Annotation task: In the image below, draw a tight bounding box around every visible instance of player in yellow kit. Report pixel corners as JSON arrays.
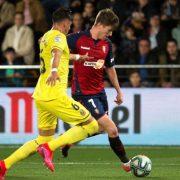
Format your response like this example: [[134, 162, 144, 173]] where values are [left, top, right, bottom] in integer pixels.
[[0, 7, 99, 178]]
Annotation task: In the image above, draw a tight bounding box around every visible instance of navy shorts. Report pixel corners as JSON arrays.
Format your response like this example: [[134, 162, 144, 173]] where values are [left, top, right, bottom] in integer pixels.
[[72, 90, 109, 120]]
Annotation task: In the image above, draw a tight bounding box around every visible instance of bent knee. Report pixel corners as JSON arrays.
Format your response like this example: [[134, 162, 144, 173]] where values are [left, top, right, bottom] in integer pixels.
[[39, 128, 55, 136], [106, 127, 119, 137], [83, 119, 99, 136]]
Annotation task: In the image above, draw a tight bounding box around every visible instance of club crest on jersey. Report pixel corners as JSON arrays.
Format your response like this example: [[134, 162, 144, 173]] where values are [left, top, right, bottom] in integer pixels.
[[80, 109, 86, 116], [102, 46, 106, 53], [54, 36, 61, 42]]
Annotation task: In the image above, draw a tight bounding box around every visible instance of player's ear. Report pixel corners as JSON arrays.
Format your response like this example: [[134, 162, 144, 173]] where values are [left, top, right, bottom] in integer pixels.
[[61, 21, 66, 30]]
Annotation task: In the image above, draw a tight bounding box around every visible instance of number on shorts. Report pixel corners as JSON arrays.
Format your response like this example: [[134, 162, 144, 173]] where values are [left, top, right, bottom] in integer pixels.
[[88, 99, 97, 108], [72, 103, 80, 110]]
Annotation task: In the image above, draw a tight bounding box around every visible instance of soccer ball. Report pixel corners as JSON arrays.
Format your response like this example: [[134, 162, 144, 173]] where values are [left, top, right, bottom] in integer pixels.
[[130, 155, 152, 177]]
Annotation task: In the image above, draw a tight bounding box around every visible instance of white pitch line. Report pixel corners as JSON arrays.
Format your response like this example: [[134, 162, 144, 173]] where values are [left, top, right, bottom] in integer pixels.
[[1, 146, 180, 149], [23, 162, 111, 165], [20, 162, 180, 166]]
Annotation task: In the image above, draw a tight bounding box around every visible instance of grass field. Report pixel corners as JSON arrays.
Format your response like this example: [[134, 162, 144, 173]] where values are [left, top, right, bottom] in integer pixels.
[[1, 146, 180, 180]]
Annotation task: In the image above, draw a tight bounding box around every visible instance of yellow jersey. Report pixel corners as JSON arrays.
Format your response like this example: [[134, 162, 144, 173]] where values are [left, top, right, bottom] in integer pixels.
[[32, 29, 70, 101]]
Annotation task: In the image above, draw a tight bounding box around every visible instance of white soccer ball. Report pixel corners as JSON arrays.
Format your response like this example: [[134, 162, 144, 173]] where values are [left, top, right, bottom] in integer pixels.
[[130, 155, 152, 177]]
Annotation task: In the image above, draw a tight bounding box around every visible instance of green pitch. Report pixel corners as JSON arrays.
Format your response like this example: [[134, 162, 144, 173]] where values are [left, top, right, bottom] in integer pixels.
[[0, 146, 180, 180]]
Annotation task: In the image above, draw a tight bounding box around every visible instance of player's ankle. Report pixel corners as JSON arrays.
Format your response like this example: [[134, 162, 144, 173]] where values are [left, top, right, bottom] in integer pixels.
[[123, 160, 131, 165]]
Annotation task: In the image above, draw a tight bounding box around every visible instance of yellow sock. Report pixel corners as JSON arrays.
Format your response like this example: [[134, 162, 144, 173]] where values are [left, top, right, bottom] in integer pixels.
[[49, 120, 98, 151], [4, 135, 54, 169]]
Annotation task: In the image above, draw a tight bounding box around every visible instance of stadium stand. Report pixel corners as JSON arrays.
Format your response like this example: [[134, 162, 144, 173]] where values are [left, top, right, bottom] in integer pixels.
[[0, 0, 179, 87]]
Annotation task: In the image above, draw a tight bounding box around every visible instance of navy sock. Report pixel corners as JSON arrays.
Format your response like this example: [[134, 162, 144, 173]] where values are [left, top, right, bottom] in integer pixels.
[[109, 136, 129, 163]]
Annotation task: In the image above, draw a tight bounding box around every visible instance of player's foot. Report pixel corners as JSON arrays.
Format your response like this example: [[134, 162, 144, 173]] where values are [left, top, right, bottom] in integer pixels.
[[0, 160, 7, 180], [37, 143, 54, 172], [61, 145, 71, 158], [122, 160, 131, 172]]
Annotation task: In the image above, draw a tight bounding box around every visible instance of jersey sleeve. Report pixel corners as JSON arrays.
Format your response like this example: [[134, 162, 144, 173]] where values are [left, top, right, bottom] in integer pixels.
[[105, 40, 115, 68], [67, 32, 82, 52], [51, 33, 67, 51]]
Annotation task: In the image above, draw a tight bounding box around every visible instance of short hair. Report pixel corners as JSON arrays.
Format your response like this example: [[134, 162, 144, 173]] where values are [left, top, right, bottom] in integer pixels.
[[94, 9, 119, 30], [167, 39, 178, 46], [52, 7, 72, 23], [138, 37, 151, 45], [128, 69, 140, 77], [85, 0, 94, 5], [15, 12, 24, 19], [4, 47, 15, 54]]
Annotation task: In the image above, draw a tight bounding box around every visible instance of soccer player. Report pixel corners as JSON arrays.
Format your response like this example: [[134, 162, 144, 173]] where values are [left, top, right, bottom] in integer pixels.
[[62, 9, 131, 172], [0, 7, 99, 178]]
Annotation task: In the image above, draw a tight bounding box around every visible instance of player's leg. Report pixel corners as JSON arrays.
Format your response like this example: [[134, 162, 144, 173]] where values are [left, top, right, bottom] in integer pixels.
[[61, 93, 130, 171], [36, 94, 99, 170], [97, 114, 131, 172], [0, 101, 57, 177], [42, 96, 99, 150], [48, 116, 98, 150], [61, 95, 103, 157], [4, 135, 54, 169], [89, 93, 130, 171], [99, 93, 130, 166], [98, 114, 128, 162], [0, 134, 55, 178]]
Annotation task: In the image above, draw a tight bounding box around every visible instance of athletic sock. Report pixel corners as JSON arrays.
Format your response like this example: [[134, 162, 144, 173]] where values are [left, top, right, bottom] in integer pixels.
[[108, 136, 129, 163], [48, 120, 98, 151], [4, 135, 54, 169]]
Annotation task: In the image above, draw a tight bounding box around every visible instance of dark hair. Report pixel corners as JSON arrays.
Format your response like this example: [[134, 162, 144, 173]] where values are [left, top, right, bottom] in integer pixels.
[[52, 7, 72, 23], [128, 69, 140, 77], [167, 39, 178, 46], [94, 9, 119, 30], [15, 11, 24, 19], [138, 37, 151, 45], [4, 47, 15, 54], [85, 0, 94, 5]]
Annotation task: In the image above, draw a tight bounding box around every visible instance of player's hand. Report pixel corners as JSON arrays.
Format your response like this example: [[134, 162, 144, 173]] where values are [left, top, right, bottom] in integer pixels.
[[46, 71, 60, 86], [94, 59, 105, 69], [114, 91, 123, 105], [79, 53, 94, 61]]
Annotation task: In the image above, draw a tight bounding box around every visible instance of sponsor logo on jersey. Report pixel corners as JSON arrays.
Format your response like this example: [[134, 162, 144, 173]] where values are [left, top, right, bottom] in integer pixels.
[[80, 46, 90, 50], [54, 36, 61, 42], [84, 60, 105, 69]]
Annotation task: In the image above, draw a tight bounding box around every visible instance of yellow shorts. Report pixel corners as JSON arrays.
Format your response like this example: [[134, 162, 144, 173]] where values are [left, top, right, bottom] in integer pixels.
[[35, 94, 91, 130]]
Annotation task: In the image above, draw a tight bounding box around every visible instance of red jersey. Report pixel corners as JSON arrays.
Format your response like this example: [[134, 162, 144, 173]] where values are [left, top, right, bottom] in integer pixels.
[[67, 31, 114, 95]]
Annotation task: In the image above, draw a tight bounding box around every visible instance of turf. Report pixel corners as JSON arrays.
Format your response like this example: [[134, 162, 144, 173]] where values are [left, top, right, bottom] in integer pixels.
[[0, 146, 180, 180]]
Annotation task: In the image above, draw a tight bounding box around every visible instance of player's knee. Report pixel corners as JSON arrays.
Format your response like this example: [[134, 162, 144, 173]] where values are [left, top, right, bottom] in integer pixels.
[[107, 126, 119, 137], [36, 135, 54, 144], [83, 119, 99, 136], [98, 124, 105, 133], [38, 128, 55, 136]]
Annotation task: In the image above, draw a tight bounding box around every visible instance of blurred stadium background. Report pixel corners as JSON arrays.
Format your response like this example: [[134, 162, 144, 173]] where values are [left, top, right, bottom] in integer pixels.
[[0, 0, 180, 179]]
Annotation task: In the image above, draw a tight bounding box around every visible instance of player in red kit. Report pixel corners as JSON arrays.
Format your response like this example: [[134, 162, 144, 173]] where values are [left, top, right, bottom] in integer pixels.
[[61, 9, 131, 172]]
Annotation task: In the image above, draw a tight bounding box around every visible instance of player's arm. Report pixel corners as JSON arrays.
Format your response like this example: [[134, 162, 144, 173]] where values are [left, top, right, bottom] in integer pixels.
[[67, 33, 93, 61], [105, 40, 123, 105], [46, 49, 61, 86], [70, 53, 93, 61], [106, 67, 123, 105], [46, 33, 67, 86]]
